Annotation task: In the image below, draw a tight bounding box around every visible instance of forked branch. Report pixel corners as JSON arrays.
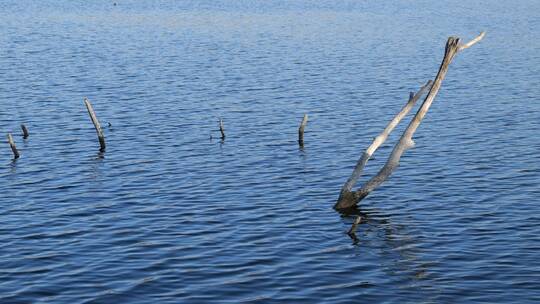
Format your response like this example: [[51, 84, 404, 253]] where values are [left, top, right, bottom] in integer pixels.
[[335, 32, 485, 210], [335, 81, 433, 208]]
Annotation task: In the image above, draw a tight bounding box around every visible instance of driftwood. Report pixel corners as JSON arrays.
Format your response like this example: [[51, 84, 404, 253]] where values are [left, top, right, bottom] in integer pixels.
[[7, 133, 19, 159], [84, 98, 106, 152], [219, 118, 226, 140], [298, 114, 308, 146], [335, 32, 485, 210], [21, 124, 29, 139]]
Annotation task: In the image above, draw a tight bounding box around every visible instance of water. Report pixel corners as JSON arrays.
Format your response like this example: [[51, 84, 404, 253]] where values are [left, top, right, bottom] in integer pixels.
[[1, 1, 539, 303]]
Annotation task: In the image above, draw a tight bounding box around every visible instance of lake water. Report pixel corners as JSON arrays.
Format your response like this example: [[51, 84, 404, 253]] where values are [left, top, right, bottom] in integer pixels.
[[1, 1, 539, 303]]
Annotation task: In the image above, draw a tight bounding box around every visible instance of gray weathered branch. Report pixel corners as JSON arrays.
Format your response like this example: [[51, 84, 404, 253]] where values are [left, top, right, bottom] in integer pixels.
[[298, 114, 308, 145], [219, 118, 226, 140], [7, 133, 20, 159], [458, 31, 485, 51], [84, 98, 106, 152], [334, 81, 433, 209], [335, 32, 485, 210]]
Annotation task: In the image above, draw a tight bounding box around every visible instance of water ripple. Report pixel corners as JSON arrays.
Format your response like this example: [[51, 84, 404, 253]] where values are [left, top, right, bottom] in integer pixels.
[[1, 1, 540, 303]]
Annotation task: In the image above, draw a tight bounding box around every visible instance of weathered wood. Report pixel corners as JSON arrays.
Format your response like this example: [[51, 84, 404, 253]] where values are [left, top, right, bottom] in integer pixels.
[[298, 114, 308, 145], [21, 124, 29, 139], [84, 98, 106, 152], [7, 133, 19, 159], [458, 32, 486, 51], [335, 81, 433, 209], [335, 32, 485, 210], [219, 118, 226, 140]]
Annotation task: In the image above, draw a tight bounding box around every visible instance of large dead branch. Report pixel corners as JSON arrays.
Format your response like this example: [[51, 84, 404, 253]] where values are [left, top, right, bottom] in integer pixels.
[[335, 32, 485, 210], [335, 81, 433, 208]]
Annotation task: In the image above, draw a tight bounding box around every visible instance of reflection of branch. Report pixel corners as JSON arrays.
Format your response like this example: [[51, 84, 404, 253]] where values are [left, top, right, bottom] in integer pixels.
[[348, 216, 362, 235], [344, 207, 429, 284], [335, 32, 485, 210]]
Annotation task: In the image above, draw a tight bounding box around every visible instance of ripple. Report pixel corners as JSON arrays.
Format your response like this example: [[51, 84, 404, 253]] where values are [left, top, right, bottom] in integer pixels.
[[1, 1, 540, 303]]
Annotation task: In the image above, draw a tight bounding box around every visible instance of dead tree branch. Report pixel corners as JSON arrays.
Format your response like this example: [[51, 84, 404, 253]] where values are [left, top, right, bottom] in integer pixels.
[[84, 98, 106, 152], [335, 81, 432, 208], [7, 133, 20, 159], [298, 114, 308, 146], [219, 118, 226, 140], [335, 32, 485, 210]]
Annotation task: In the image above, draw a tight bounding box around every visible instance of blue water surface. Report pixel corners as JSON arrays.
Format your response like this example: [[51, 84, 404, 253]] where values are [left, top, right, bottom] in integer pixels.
[[1, 1, 539, 303]]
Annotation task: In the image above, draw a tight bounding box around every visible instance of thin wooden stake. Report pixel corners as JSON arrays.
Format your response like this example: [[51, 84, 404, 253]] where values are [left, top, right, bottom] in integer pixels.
[[7, 133, 19, 159], [21, 124, 29, 139], [219, 118, 226, 140], [298, 114, 308, 145], [84, 98, 106, 152]]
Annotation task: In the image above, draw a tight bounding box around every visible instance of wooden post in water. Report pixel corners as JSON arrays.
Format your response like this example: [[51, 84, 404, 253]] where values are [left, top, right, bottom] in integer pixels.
[[219, 118, 226, 140], [298, 114, 308, 146], [7, 133, 19, 159], [334, 32, 485, 210], [84, 98, 106, 152], [21, 124, 29, 139]]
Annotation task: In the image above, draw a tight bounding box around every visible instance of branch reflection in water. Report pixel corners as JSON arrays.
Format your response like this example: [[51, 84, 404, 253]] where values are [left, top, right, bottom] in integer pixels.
[[340, 206, 433, 283]]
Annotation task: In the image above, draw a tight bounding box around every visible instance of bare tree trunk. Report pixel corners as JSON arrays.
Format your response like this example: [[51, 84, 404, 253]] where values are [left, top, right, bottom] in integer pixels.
[[298, 114, 308, 146], [84, 98, 106, 152], [7, 133, 19, 159], [335, 32, 485, 210]]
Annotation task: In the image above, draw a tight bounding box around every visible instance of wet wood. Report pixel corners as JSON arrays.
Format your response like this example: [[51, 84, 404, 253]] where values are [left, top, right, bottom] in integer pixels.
[[219, 118, 226, 140], [21, 124, 29, 139], [298, 114, 308, 145], [335, 32, 485, 210], [84, 98, 106, 152], [7, 133, 19, 159]]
